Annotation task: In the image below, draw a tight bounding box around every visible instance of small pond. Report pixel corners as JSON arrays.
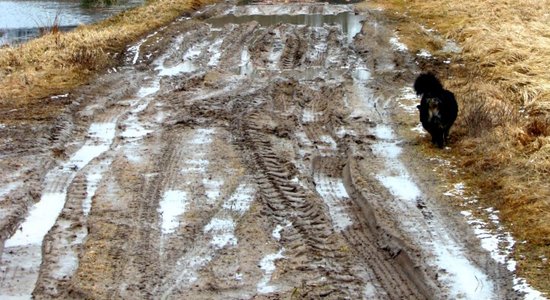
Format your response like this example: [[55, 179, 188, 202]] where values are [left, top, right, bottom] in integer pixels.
[[0, 0, 143, 45]]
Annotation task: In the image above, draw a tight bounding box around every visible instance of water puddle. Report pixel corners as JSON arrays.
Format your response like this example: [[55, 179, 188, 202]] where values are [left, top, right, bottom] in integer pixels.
[[0, 0, 144, 45], [206, 12, 363, 43]]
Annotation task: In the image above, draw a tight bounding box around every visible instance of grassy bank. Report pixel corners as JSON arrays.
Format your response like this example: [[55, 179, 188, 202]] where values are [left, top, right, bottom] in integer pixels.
[[0, 0, 216, 123], [361, 0, 550, 294]]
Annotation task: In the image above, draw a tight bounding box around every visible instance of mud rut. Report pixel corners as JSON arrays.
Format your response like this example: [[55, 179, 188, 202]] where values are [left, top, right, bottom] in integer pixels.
[[0, 2, 518, 300]]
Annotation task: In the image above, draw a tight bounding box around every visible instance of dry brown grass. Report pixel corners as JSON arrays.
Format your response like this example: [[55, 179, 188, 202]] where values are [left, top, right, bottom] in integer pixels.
[[0, 0, 216, 122], [363, 0, 550, 295]]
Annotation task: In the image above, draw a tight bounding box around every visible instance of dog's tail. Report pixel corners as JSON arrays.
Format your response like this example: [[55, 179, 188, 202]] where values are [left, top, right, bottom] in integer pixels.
[[414, 73, 443, 96]]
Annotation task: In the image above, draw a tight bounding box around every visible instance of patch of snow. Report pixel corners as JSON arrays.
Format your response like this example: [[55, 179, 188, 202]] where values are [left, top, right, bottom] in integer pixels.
[[319, 135, 338, 151], [5, 192, 66, 247], [50, 93, 69, 100], [207, 36, 224, 66], [376, 175, 421, 202], [267, 29, 283, 70], [352, 67, 371, 82], [204, 217, 237, 249], [442, 41, 462, 53], [189, 128, 216, 145], [389, 35, 408, 52], [335, 127, 356, 138], [240, 48, 253, 76], [159, 190, 188, 235], [257, 248, 285, 294], [417, 49, 432, 58], [302, 109, 315, 123], [315, 175, 353, 231], [203, 178, 224, 203], [372, 124, 394, 140], [363, 282, 378, 298], [431, 233, 494, 299], [444, 182, 466, 197], [222, 183, 256, 214], [455, 198, 547, 298], [411, 123, 426, 135], [272, 220, 292, 241]]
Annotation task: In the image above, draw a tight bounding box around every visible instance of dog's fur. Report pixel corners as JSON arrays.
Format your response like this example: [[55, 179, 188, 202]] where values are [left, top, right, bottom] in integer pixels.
[[414, 73, 458, 148]]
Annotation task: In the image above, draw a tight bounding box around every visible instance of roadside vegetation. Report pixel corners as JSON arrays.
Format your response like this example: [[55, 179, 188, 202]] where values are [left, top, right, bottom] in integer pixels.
[[0, 0, 215, 124], [361, 0, 550, 294], [81, 0, 118, 8]]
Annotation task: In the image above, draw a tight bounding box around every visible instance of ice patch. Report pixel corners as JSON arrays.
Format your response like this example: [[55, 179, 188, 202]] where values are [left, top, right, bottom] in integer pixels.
[[398, 87, 419, 114], [257, 249, 285, 294], [50, 93, 69, 100], [159, 190, 188, 234], [121, 110, 153, 141], [442, 41, 462, 53], [204, 217, 237, 249], [267, 29, 283, 70]]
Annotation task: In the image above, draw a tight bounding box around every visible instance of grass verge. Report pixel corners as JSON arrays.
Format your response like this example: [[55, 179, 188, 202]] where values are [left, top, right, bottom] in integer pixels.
[[0, 0, 217, 123], [360, 0, 550, 295]]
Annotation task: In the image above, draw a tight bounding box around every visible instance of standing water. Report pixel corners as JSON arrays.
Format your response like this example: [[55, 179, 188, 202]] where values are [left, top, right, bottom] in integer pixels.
[[0, 0, 143, 45]]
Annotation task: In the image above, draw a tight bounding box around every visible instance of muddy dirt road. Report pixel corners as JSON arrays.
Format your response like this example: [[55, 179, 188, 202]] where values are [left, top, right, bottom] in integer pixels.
[[0, 2, 523, 299]]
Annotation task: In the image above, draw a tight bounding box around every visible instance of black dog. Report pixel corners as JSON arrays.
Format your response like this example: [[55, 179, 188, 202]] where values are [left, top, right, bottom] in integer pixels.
[[414, 73, 458, 148]]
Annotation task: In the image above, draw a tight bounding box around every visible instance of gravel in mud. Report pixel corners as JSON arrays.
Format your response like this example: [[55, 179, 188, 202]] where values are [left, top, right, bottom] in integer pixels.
[[0, 2, 522, 299]]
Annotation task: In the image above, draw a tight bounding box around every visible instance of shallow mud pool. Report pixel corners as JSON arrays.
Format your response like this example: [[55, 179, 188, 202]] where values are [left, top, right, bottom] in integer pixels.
[[0, 1, 542, 299]]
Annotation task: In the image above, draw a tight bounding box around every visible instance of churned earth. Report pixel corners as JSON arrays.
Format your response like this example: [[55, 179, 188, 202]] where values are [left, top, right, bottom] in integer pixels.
[[0, 1, 539, 299]]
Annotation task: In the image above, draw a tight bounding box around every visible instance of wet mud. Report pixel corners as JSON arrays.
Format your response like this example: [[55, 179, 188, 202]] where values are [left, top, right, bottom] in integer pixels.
[[0, 2, 521, 299]]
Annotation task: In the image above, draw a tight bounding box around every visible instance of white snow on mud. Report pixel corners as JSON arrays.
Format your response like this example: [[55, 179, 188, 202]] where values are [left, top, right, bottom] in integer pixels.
[[314, 174, 352, 231], [370, 123, 496, 299], [257, 248, 285, 294], [159, 190, 189, 235]]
